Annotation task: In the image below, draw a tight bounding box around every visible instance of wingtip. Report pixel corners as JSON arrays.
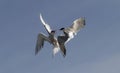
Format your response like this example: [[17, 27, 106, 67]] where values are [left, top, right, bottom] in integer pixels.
[[63, 53, 66, 58], [35, 52, 37, 56], [63, 50, 66, 57], [39, 13, 41, 15], [39, 13, 42, 19], [39, 13, 46, 25], [35, 49, 38, 56]]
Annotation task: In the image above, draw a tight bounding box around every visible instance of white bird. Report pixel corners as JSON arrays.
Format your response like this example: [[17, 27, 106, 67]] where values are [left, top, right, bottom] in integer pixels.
[[35, 14, 60, 56], [58, 17, 85, 54]]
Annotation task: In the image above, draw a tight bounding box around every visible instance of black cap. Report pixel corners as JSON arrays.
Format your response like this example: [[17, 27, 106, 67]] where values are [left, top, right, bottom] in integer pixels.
[[51, 30, 55, 33], [60, 28, 65, 30]]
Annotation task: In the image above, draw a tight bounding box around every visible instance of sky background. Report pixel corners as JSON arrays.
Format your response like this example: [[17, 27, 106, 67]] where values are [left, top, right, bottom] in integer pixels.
[[0, 0, 120, 73]]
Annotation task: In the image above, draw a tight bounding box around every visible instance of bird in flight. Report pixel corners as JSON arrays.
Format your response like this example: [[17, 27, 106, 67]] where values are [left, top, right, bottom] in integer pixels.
[[58, 17, 86, 54], [35, 14, 85, 57], [35, 14, 62, 56]]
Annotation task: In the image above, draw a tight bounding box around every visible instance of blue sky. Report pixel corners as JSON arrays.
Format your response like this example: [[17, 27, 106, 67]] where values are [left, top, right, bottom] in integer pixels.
[[0, 0, 120, 73]]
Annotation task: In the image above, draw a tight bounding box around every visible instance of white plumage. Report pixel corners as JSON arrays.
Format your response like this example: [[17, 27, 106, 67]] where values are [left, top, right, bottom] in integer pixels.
[[35, 14, 85, 57], [59, 17, 85, 44], [57, 17, 85, 55], [35, 14, 60, 56]]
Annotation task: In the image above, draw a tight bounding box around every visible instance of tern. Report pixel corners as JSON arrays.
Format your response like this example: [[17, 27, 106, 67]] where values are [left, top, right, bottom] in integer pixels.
[[35, 14, 60, 56], [58, 17, 86, 54]]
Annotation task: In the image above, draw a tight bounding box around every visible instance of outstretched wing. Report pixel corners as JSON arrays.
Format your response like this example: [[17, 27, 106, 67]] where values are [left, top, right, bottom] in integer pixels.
[[35, 33, 51, 55], [68, 17, 85, 34], [40, 14, 52, 34], [60, 17, 85, 44]]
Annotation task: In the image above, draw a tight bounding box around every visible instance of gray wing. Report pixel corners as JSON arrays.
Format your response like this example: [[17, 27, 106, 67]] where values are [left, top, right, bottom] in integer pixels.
[[58, 36, 68, 44], [57, 36, 67, 57], [35, 33, 51, 55], [67, 17, 85, 34], [59, 43, 66, 57], [40, 13, 52, 34]]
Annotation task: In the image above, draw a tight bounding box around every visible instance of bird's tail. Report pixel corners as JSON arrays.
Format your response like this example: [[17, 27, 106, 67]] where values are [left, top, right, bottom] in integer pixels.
[[53, 47, 60, 56]]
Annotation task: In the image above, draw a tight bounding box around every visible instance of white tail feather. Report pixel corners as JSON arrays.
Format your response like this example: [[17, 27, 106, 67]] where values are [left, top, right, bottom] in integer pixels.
[[53, 47, 60, 56]]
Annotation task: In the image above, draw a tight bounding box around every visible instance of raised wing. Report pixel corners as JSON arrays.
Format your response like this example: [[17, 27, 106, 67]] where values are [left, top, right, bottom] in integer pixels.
[[69, 17, 85, 34], [35, 33, 51, 55], [61, 17, 85, 44], [40, 14, 52, 34]]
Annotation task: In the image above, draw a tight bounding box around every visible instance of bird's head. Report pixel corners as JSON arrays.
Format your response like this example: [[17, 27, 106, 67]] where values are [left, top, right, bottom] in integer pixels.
[[59, 28, 65, 31], [51, 30, 56, 34]]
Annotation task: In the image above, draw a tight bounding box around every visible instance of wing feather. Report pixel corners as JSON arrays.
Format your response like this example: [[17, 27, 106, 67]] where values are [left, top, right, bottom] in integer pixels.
[[35, 33, 51, 55], [59, 43, 66, 57], [40, 14, 52, 33], [60, 18, 85, 44], [69, 17, 85, 34]]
